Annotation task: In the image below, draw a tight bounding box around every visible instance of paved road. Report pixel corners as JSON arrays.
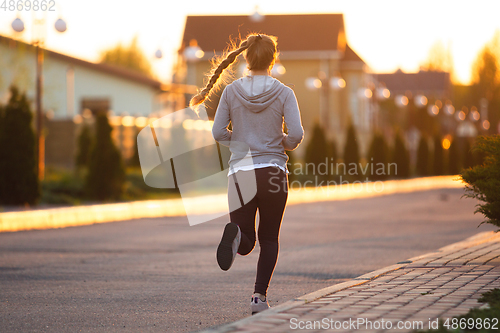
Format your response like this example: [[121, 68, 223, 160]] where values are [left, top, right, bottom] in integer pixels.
[[0, 188, 495, 332]]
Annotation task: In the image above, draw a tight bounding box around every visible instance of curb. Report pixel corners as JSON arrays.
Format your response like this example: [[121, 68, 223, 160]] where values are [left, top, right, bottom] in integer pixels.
[[195, 231, 499, 333], [0, 176, 463, 233]]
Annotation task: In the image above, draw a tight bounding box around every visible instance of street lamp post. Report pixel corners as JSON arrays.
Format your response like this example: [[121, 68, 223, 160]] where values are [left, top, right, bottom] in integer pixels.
[[11, 15, 66, 180]]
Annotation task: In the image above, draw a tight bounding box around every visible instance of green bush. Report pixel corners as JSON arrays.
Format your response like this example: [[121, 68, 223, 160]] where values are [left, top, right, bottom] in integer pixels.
[[304, 122, 328, 180], [343, 122, 360, 180], [327, 138, 338, 180], [41, 167, 84, 205], [391, 129, 410, 179], [460, 135, 500, 229], [367, 132, 389, 181], [85, 113, 126, 201], [448, 137, 461, 175], [416, 135, 431, 176], [75, 123, 92, 169], [433, 134, 444, 175], [128, 127, 141, 168], [0, 86, 39, 206]]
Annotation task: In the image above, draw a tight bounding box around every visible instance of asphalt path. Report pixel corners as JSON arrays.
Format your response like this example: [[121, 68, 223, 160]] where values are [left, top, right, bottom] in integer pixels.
[[0, 188, 495, 332]]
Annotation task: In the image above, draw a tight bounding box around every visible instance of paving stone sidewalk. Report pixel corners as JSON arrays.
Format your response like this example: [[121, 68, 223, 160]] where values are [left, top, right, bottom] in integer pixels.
[[199, 231, 500, 333]]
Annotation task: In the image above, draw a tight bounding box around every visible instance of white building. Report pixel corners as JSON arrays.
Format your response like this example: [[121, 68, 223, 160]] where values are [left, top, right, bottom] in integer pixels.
[[0, 34, 165, 168], [0, 34, 162, 118]]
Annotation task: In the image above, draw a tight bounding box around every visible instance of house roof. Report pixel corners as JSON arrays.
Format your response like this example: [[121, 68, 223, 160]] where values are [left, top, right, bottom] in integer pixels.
[[181, 14, 352, 54], [0, 34, 162, 90], [374, 70, 451, 95], [342, 44, 364, 62]]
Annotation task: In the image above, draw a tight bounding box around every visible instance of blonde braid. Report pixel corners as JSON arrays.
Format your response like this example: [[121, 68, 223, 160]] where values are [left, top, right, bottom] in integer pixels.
[[189, 40, 251, 107]]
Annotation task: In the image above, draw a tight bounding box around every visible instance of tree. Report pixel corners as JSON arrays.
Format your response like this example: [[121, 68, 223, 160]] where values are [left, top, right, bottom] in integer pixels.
[[416, 135, 431, 176], [327, 138, 338, 180], [128, 127, 141, 168], [304, 122, 328, 180], [391, 129, 410, 179], [433, 134, 444, 175], [0, 86, 39, 206], [471, 31, 500, 132], [85, 113, 126, 201], [461, 135, 500, 229], [75, 123, 92, 169], [471, 31, 500, 101], [420, 40, 454, 75], [343, 122, 360, 179], [367, 132, 389, 180], [448, 137, 461, 175], [99, 36, 153, 77]]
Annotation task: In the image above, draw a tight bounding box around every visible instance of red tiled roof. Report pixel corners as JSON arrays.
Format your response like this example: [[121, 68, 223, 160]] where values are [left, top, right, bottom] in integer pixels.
[[181, 14, 347, 53]]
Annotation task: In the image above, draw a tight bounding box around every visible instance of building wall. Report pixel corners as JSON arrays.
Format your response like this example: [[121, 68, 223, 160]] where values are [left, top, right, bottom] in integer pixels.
[[0, 42, 160, 119]]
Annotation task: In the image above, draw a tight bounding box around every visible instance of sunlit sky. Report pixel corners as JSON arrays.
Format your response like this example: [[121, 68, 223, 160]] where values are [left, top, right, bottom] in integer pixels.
[[1, 0, 499, 85]]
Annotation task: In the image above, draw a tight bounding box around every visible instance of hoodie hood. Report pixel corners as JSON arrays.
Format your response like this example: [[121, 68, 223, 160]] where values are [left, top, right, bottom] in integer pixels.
[[231, 76, 285, 113]]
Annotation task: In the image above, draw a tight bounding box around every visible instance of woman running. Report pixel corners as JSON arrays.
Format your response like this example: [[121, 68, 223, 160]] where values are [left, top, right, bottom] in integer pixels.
[[190, 33, 304, 314]]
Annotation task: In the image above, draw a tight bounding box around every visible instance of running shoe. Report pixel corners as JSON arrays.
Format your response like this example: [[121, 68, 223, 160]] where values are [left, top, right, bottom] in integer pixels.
[[216, 223, 241, 271], [251, 293, 269, 315]]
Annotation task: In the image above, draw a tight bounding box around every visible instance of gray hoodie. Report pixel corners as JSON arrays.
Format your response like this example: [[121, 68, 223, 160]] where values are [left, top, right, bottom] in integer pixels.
[[212, 75, 304, 170]]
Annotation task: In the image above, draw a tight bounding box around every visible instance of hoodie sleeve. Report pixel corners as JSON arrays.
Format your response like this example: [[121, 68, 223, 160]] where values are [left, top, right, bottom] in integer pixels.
[[282, 88, 304, 151], [212, 88, 232, 144]]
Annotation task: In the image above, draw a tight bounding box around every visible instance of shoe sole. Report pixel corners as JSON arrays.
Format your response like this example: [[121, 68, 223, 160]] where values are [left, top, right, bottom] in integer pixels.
[[217, 223, 239, 271]]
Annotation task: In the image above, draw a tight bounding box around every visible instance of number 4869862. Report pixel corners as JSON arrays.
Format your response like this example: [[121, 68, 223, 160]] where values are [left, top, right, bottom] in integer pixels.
[[443, 317, 499, 330], [1, 0, 56, 11]]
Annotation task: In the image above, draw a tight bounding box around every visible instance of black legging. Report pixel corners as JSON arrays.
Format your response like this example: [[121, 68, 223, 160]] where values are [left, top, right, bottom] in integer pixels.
[[228, 166, 288, 296]]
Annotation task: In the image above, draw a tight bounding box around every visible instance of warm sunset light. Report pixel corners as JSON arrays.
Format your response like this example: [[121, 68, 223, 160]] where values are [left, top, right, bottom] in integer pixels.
[[135, 117, 148, 127], [364, 88, 373, 99], [2, 1, 500, 84], [429, 105, 439, 116], [483, 120, 491, 130], [396, 95, 409, 107], [442, 137, 451, 150], [445, 103, 455, 115], [2, 1, 500, 329], [457, 111, 466, 121], [121, 116, 135, 127], [415, 95, 428, 107], [381, 88, 390, 98]]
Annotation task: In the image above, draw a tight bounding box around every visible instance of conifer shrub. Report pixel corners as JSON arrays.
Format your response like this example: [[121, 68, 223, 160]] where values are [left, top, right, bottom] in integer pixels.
[[85, 112, 125, 201], [367, 132, 389, 181], [391, 129, 410, 179], [0, 86, 39, 206], [461, 135, 500, 229]]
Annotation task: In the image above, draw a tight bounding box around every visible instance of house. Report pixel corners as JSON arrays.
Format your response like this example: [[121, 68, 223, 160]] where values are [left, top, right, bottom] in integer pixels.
[[0, 34, 162, 118], [0, 34, 164, 168], [177, 13, 370, 159], [374, 69, 451, 100]]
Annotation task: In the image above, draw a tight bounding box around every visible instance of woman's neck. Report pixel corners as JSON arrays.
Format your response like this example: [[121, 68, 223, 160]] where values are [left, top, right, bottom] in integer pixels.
[[250, 69, 270, 76]]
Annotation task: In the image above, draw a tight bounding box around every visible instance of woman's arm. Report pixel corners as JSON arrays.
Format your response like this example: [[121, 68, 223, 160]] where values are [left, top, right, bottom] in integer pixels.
[[212, 88, 232, 144], [282, 89, 304, 150]]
